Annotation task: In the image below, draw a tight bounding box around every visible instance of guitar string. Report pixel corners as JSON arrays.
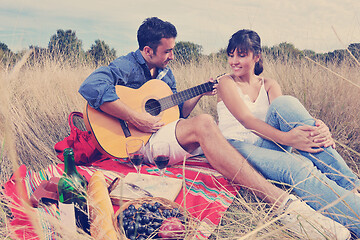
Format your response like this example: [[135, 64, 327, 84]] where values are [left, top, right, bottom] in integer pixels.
[[147, 82, 213, 115], [161, 82, 212, 111]]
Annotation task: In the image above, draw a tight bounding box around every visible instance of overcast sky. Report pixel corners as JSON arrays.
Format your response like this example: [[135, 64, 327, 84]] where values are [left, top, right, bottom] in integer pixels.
[[1, 0, 359, 55]]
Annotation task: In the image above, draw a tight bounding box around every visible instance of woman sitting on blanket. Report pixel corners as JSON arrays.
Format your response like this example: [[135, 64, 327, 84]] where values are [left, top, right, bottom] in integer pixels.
[[216, 29, 360, 237]]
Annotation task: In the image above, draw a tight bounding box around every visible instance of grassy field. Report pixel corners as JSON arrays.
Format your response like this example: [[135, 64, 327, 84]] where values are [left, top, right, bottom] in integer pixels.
[[0, 52, 360, 239]]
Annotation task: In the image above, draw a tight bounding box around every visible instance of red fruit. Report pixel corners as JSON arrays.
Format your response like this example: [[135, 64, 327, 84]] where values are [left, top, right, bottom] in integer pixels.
[[159, 217, 185, 239]]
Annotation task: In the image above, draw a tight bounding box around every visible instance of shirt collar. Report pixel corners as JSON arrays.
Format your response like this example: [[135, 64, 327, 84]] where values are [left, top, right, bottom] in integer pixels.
[[133, 49, 169, 80], [134, 49, 146, 65]]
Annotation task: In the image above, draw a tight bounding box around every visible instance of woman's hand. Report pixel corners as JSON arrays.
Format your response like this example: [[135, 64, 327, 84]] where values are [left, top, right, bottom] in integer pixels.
[[312, 119, 336, 148], [285, 119, 335, 152], [285, 125, 324, 153]]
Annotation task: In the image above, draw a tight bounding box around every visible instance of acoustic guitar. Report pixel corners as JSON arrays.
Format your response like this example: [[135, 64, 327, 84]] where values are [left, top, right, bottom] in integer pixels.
[[83, 79, 217, 158]]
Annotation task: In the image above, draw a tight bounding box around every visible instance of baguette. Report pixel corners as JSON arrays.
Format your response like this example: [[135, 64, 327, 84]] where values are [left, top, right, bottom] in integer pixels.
[[87, 171, 118, 240]]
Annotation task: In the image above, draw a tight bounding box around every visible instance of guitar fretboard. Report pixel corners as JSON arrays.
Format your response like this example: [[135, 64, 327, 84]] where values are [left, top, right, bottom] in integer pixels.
[[159, 81, 215, 111]]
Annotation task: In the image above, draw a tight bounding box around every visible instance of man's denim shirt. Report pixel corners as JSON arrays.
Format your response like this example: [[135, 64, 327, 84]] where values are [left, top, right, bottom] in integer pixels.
[[79, 49, 183, 116]]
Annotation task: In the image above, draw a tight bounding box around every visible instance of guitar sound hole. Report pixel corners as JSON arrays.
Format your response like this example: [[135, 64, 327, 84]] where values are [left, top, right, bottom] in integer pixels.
[[145, 99, 161, 116]]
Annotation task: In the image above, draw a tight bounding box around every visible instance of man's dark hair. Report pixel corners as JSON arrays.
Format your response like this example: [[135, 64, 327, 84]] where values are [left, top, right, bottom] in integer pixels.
[[137, 17, 177, 53]]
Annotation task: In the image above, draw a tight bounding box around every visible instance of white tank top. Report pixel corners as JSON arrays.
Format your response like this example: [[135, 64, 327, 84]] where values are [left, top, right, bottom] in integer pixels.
[[217, 78, 270, 144]]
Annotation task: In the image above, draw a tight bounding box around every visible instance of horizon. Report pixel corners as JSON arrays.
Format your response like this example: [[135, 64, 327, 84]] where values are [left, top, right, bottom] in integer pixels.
[[1, 0, 359, 55], [2, 34, 358, 56]]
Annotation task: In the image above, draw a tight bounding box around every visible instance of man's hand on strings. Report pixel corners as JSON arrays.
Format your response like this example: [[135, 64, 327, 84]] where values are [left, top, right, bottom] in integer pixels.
[[202, 77, 218, 96], [130, 112, 164, 133]]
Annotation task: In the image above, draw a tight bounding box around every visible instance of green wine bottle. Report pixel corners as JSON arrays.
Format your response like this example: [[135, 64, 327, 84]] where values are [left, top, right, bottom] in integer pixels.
[[58, 148, 90, 234]]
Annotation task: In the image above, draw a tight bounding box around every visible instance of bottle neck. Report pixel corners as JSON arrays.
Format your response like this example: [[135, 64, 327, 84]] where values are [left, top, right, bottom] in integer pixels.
[[63, 152, 78, 176]]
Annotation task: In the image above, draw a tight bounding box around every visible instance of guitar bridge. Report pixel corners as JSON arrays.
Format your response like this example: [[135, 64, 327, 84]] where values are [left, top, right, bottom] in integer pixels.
[[119, 119, 131, 137]]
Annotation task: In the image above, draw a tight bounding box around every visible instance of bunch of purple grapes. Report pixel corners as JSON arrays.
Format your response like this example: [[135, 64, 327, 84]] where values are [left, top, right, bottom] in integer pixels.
[[118, 202, 184, 240]]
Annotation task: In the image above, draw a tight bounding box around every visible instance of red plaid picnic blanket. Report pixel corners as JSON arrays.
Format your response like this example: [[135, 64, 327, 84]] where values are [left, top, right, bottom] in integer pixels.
[[3, 156, 239, 239]]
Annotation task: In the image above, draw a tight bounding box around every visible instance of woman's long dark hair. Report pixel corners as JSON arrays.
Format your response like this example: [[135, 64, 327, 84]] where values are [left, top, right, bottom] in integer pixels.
[[226, 29, 263, 75]]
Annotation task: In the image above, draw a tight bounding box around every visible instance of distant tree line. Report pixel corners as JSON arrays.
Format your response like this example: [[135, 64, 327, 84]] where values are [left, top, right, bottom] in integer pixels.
[[262, 42, 360, 66], [0, 29, 359, 69], [0, 29, 118, 68], [31, 29, 117, 66], [0, 42, 18, 67]]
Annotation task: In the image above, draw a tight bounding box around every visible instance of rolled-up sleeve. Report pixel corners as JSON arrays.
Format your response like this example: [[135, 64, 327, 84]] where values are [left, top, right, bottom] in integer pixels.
[[79, 58, 132, 109], [78, 67, 117, 109]]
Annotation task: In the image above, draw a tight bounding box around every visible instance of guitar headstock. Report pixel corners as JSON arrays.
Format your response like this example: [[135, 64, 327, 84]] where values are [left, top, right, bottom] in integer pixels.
[[215, 73, 226, 81], [209, 73, 226, 86]]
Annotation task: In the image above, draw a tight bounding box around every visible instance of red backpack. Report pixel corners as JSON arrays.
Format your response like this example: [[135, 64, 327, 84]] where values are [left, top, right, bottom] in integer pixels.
[[54, 112, 107, 165]]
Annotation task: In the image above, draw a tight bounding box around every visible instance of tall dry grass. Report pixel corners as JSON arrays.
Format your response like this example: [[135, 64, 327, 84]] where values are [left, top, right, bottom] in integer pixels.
[[263, 56, 360, 173], [0, 52, 359, 239], [0, 54, 94, 180]]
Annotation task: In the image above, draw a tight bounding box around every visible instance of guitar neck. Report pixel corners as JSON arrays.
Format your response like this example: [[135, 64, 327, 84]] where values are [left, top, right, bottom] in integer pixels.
[[159, 81, 216, 111]]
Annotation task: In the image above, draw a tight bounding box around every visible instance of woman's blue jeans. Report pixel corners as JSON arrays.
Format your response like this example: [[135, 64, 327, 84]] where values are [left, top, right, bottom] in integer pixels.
[[228, 95, 360, 236]]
